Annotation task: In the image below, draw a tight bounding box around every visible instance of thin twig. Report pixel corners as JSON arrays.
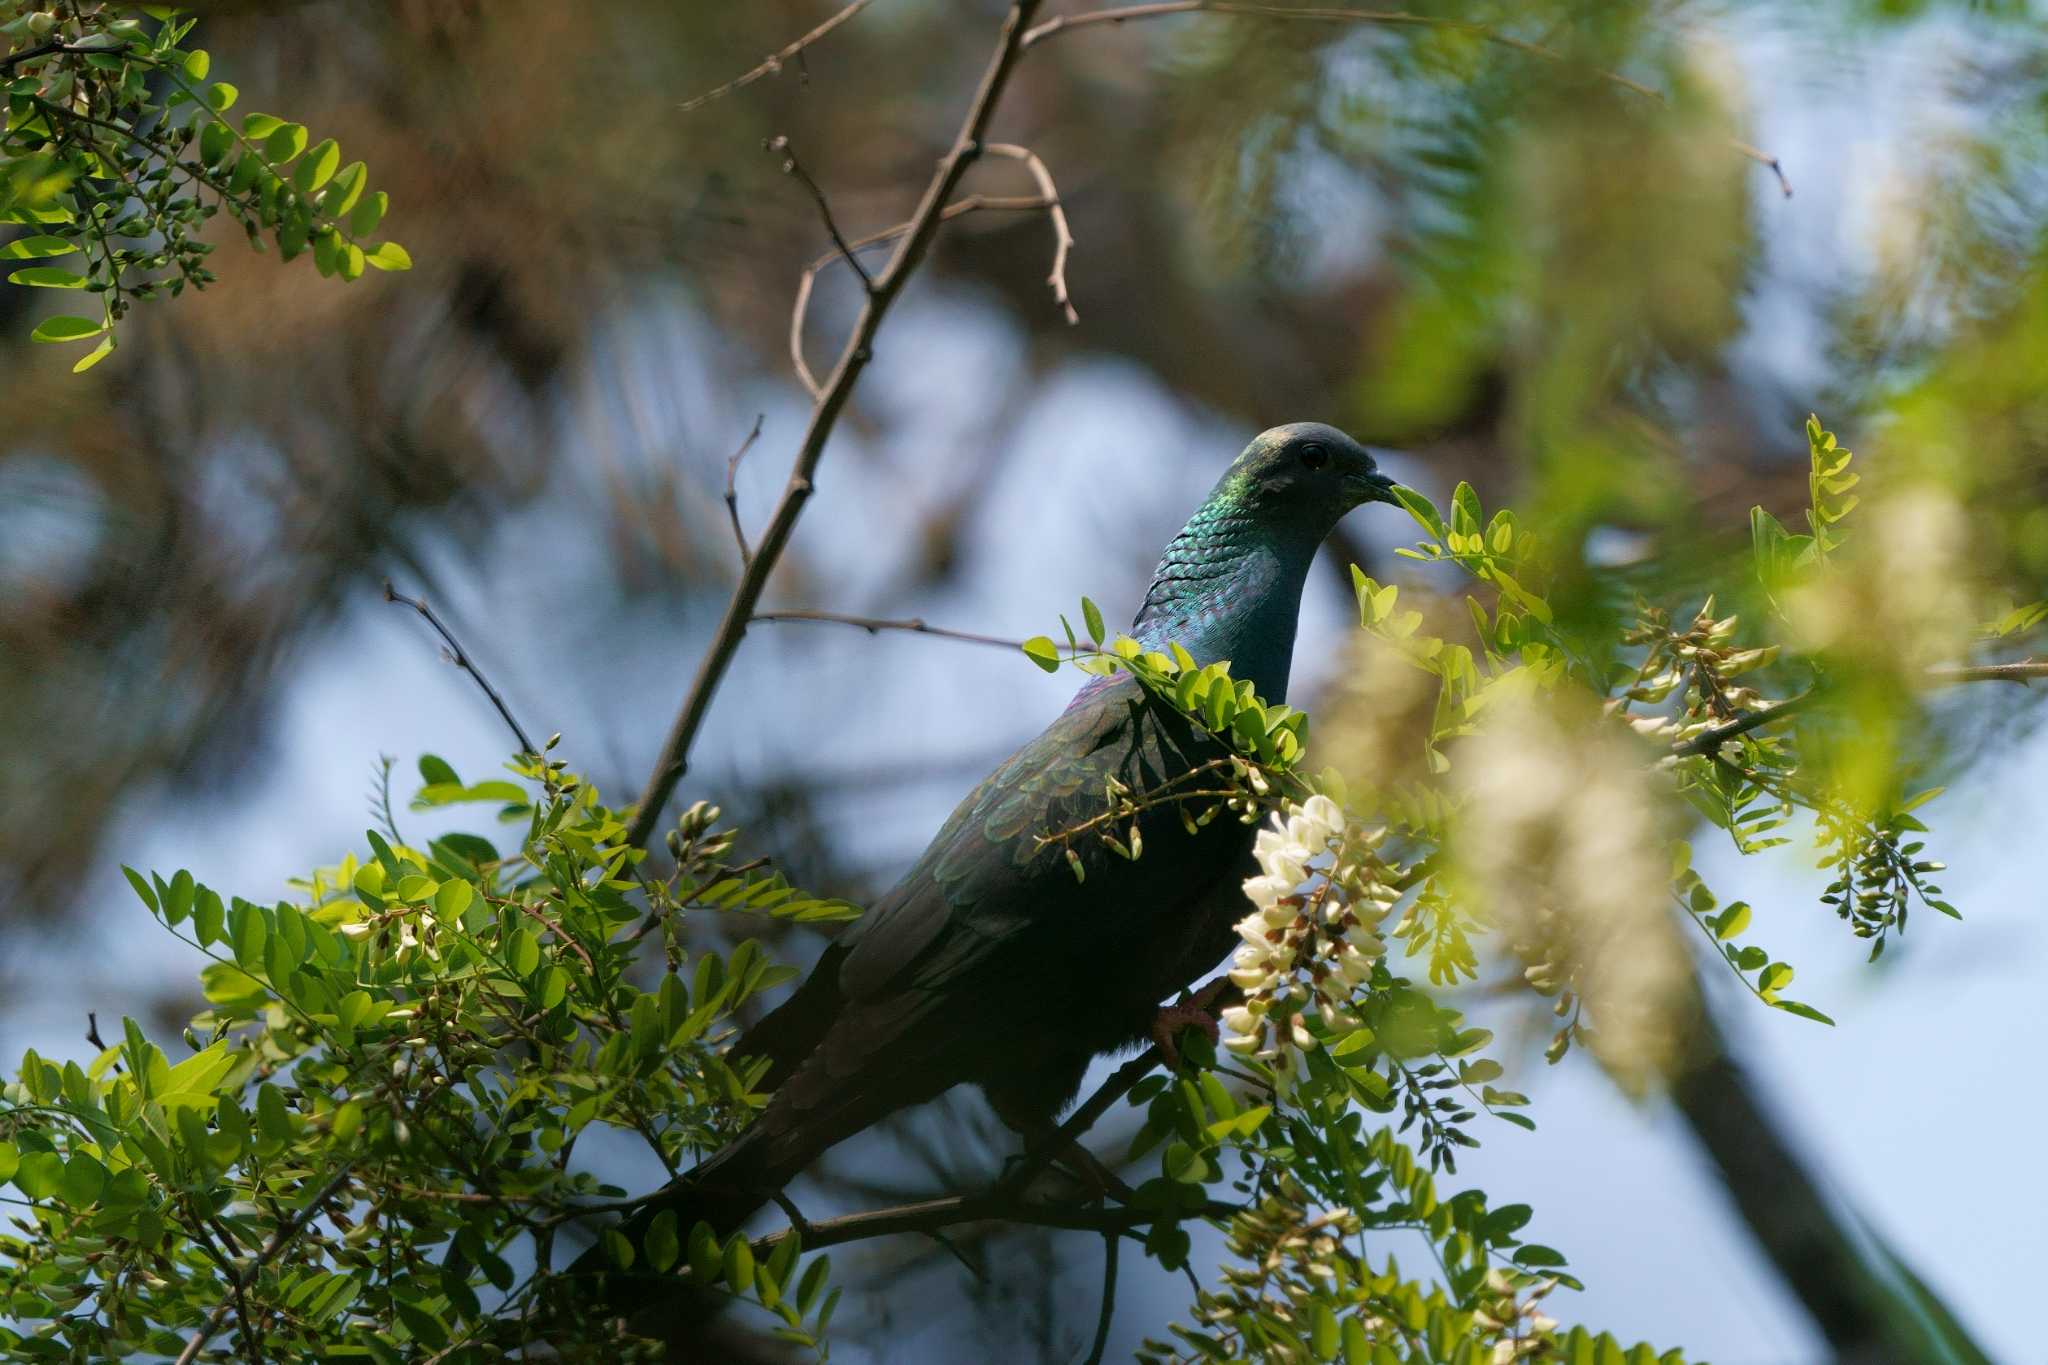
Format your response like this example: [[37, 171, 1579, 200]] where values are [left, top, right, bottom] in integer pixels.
[[679, 0, 879, 113], [984, 142, 1079, 323], [1082, 1233, 1121, 1365], [751, 609, 1026, 650], [382, 581, 539, 757], [626, 0, 1050, 853], [1020, 2, 1793, 197], [768, 134, 872, 290], [173, 1165, 356, 1365], [790, 191, 1056, 396], [723, 414, 765, 566]]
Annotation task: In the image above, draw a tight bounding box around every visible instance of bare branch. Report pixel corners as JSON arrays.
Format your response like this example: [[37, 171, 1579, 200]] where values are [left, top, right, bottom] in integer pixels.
[[382, 581, 539, 757], [984, 142, 1080, 323], [1021, 2, 1793, 197], [1083, 1233, 1121, 1365], [751, 609, 1026, 651], [679, 0, 880, 114], [627, 0, 1051, 853], [723, 414, 765, 566], [791, 191, 1057, 394], [173, 1165, 355, 1365], [767, 134, 872, 290]]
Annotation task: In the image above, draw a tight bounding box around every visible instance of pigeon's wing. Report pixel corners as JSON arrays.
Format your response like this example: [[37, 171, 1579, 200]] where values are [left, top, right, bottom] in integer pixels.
[[738, 674, 1245, 1090], [833, 673, 1237, 1003]]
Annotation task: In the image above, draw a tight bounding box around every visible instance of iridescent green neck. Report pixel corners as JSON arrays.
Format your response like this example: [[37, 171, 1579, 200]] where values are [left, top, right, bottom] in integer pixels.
[[1126, 475, 1320, 702]]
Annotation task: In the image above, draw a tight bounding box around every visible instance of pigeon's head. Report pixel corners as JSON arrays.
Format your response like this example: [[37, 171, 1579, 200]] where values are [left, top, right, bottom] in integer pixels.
[[1224, 422, 1400, 527]]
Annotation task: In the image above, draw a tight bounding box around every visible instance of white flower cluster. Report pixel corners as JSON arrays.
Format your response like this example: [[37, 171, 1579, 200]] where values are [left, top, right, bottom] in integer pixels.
[[1219, 794, 1394, 1071]]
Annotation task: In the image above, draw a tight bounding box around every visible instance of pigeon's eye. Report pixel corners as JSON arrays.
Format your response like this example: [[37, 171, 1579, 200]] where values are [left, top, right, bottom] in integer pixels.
[[1298, 441, 1329, 470]]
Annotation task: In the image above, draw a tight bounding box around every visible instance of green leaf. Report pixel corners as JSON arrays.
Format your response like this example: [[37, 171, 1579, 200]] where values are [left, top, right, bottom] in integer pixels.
[[0, 235, 78, 260], [242, 112, 284, 139], [1773, 999, 1835, 1026], [14, 1151, 64, 1200], [198, 118, 235, 167], [1710, 901, 1751, 941], [349, 189, 388, 238], [508, 928, 541, 977], [58, 1153, 107, 1207], [1021, 636, 1061, 673], [121, 865, 159, 914], [264, 122, 308, 163], [207, 81, 238, 111], [364, 241, 411, 272], [723, 1234, 755, 1295], [644, 1211, 680, 1273], [29, 315, 104, 343], [433, 879, 472, 922], [1081, 596, 1105, 644], [231, 900, 268, 968], [294, 138, 341, 192], [194, 888, 225, 946], [71, 332, 115, 373], [7, 265, 83, 287]]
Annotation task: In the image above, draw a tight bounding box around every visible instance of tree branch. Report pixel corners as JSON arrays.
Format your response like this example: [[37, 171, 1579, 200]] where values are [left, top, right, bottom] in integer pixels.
[[722, 414, 765, 567], [747, 1186, 1239, 1261], [1670, 658, 2048, 758], [1932, 658, 2048, 685], [1020, 2, 1793, 197], [382, 581, 539, 757], [788, 169, 1073, 393], [983, 143, 1079, 323], [1083, 1232, 1121, 1365], [679, 0, 880, 114], [626, 0, 1049, 853], [173, 1164, 355, 1365], [767, 134, 871, 290], [750, 608, 1026, 650]]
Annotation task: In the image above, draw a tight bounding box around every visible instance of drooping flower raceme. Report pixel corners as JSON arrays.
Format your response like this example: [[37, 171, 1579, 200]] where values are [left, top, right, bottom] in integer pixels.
[[1220, 794, 1395, 1076]]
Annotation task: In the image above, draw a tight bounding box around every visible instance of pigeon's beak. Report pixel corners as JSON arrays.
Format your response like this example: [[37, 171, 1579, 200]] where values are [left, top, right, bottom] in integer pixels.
[[1345, 468, 1401, 506]]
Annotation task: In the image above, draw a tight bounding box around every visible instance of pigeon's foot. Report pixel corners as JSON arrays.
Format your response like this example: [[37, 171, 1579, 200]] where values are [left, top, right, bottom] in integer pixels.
[[1150, 978, 1230, 1069]]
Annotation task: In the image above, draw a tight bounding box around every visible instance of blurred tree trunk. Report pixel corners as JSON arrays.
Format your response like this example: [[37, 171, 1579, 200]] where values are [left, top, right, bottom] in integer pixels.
[[1674, 1002, 1992, 1365]]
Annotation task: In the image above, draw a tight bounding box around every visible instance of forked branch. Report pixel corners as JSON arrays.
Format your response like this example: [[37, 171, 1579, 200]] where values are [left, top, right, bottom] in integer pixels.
[[626, 0, 1050, 852]]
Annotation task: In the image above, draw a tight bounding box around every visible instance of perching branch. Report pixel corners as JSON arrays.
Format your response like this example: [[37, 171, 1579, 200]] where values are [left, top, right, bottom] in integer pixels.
[[382, 581, 539, 757], [750, 609, 1026, 650], [722, 414, 765, 566], [678, 0, 880, 113], [626, 0, 1049, 853], [172, 1164, 356, 1365], [1020, 2, 1793, 197]]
